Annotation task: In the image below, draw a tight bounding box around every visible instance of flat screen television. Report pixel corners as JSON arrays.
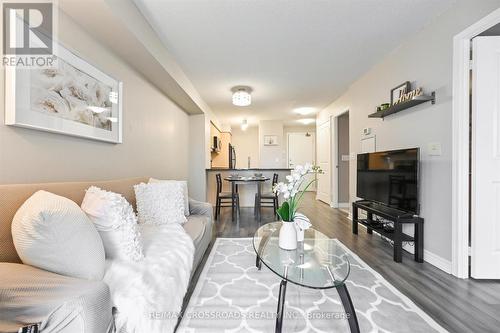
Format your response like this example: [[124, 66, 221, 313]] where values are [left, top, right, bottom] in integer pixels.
[[357, 148, 419, 214]]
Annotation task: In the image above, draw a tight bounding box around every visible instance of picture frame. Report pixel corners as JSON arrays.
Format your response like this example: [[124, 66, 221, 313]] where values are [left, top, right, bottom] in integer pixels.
[[390, 81, 411, 105], [5, 40, 123, 144], [264, 135, 278, 146]]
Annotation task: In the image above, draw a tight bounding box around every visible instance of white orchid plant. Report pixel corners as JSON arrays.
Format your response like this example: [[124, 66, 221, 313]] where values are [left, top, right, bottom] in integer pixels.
[[273, 163, 323, 222]]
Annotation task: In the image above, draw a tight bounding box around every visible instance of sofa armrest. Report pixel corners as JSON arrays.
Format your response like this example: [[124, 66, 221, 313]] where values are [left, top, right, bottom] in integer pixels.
[[0, 263, 113, 333], [188, 198, 213, 220]]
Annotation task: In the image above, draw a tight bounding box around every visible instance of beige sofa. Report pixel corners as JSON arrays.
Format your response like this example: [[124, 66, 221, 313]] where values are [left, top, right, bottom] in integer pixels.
[[0, 177, 213, 333]]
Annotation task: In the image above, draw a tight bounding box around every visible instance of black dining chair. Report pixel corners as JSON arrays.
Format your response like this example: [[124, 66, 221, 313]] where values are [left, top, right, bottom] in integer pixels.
[[255, 173, 279, 218], [215, 173, 240, 220]]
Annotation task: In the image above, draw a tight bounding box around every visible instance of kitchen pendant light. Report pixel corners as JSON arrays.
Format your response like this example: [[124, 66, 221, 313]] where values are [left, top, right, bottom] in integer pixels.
[[232, 87, 252, 106]]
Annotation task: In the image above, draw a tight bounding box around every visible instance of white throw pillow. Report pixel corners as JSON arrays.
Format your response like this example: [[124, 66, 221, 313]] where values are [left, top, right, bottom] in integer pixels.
[[81, 186, 144, 261], [11, 190, 105, 280], [149, 178, 190, 216], [134, 182, 187, 225]]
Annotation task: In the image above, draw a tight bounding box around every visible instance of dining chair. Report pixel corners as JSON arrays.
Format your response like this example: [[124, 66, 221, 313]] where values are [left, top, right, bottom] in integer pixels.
[[255, 173, 279, 218], [215, 173, 240, 220]]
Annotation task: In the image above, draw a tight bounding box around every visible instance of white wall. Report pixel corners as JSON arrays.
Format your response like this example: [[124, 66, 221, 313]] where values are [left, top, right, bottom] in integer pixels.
[[317, 0, 500, 265], [0, 8, 190, 184], [231, 124, 316, 169], [189, 114, 208, 201], [231, 126, 260, 168], [259, 120, 285, 168]]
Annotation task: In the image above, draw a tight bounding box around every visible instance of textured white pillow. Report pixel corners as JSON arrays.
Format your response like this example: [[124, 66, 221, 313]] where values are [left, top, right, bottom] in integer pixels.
[[11, 190, 105, 280], [149, 178, 190, 216], [81, 186, 144, 261], [134, 182, 187, 225]]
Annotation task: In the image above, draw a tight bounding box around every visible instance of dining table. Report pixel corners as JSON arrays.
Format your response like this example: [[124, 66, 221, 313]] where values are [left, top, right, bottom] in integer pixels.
[[224, 175, 270, 222]]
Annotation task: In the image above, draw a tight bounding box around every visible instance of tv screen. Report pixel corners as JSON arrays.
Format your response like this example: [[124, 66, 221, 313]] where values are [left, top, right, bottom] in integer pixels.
[[357, 148, 419, 214]]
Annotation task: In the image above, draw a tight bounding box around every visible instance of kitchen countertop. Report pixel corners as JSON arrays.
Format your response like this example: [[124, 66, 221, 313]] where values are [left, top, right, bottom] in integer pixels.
[[206, 168, 292, 171]]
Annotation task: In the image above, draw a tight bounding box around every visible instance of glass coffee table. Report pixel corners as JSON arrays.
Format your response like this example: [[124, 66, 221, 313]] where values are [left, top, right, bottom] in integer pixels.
[[253, 222, 359, 333]]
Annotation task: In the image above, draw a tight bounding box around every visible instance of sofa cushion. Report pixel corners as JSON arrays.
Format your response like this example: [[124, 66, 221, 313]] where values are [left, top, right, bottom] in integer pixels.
[[183, 214, 212, 271], [0, 263, 113, 333], [183, 215, 208, 246], [11, 190, 105, 280], [0, 177, 147, 264]]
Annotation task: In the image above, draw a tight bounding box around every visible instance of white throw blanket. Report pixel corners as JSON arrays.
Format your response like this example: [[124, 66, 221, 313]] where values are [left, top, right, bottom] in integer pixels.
[[104, 223, 195, 333]]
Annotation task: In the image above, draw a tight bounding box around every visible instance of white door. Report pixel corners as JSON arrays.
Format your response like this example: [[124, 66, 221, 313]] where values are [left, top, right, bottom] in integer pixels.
[[288, 132, 315, 191], [471, 36, 500, 279], [316, 121, 331, 204]]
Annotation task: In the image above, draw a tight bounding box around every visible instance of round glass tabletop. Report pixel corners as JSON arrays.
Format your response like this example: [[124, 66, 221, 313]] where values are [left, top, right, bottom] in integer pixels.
[[253, 222, 350, 289]]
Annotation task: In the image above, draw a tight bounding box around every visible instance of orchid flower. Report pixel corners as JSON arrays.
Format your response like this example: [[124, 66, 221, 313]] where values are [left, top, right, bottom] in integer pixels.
[[273, 164, 323, 222]]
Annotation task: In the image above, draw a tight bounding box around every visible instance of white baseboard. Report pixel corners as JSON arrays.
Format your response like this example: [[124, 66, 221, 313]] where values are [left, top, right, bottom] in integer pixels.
[[330, 202, 349, 209], [402, 243, 452, 274], [355, 227, 452, 274], [424, 251, 452, 274], [352, 217, 452, 274], [316, 195, 330, 204]]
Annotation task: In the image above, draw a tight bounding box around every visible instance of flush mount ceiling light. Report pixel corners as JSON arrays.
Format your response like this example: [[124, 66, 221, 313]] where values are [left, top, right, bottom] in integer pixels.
[[232, 86, 252, 106], [241, 119, 248, 131], [293, 107, 316, 115], [298, 118, 316, 125]]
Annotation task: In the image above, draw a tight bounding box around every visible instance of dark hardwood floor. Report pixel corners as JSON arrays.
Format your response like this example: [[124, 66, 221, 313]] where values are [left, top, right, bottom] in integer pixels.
[[183, 193, 500, 333]]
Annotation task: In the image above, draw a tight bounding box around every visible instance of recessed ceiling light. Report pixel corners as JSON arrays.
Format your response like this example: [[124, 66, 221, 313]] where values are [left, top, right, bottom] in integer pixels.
[[294, 107, 316, 115], [297, 118, 316, 125], [232, 86, 252, 106]]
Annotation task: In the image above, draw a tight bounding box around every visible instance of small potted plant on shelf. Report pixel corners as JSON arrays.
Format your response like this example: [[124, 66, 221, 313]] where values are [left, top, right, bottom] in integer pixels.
[[273, 163, 322, 250]]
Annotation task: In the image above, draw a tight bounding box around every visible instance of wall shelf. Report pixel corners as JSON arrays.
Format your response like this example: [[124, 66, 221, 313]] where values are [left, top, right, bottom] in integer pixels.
[[369, 92, 435, 119]]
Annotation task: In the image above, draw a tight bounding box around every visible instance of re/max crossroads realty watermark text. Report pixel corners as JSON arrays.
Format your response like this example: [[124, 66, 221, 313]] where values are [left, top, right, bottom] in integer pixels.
[[2, 1, 57, 68]]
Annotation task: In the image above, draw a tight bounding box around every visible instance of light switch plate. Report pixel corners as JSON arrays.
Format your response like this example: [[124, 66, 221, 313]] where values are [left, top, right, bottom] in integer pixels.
[[428, 142, 442, 156]]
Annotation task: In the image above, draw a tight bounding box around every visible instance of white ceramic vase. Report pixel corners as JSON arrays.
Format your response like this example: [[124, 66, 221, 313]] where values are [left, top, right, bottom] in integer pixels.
[[279, 221, 297, 250]]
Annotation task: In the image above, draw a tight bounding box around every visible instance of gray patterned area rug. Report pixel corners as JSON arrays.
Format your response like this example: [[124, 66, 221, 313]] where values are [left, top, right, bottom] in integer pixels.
[[178, 238, 447, 333]]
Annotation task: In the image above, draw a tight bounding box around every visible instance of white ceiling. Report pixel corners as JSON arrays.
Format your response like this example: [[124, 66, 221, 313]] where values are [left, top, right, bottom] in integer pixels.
[[134, 0, 455, 127]]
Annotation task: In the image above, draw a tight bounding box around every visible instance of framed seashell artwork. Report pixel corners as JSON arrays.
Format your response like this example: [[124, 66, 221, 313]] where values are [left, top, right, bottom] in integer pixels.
[[5, 40, 123, 143]]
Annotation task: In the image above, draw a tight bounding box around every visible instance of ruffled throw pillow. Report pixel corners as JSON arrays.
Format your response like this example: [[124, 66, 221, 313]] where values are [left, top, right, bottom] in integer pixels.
[[134, 182, 187, 225], [81, 186, 144, 261]]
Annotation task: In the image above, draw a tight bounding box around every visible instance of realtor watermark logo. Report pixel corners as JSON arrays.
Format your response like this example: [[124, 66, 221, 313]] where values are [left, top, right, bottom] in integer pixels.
[[2, 0, 57, 68]]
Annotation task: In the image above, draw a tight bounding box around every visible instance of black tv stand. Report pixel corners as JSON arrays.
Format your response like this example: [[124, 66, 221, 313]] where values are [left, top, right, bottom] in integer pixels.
[[352, 200, 424, 263]]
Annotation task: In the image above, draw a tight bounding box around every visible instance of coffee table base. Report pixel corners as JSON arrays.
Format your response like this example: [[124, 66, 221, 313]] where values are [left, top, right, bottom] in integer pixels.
[[337, 284, 360, 333], [274, 278, 360, 333]]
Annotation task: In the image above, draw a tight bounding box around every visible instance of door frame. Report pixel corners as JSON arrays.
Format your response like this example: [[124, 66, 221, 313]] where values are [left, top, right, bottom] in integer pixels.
[[452, 8, 500, 278], [331, 110, 350, 208]]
